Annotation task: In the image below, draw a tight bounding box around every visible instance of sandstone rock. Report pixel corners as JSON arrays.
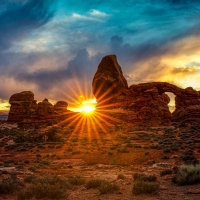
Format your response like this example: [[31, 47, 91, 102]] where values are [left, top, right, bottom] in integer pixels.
[[8, 92, 69, 123], [8, 91, 37, 122], [92, 55, 128, 108], [37, 99, 54, 117], [54, 101, 68, 113]]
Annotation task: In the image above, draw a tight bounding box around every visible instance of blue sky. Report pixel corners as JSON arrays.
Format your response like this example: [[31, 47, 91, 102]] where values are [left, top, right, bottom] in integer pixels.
[[0, 0, 200, 110]]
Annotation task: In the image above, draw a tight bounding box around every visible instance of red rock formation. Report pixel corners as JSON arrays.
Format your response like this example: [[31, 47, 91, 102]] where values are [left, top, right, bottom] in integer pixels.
[[92, 56, 200, 124], [54, 101, 68, 113], [123, 84, 171, 124], [37, 99, 54, 118], [8, 93, 69, 122], [8, 91, 37, 122], [92, 55, 128, 108]]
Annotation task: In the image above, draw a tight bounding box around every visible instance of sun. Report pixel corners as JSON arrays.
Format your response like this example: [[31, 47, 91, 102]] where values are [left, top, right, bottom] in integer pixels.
[[80, 105, 95, 114]]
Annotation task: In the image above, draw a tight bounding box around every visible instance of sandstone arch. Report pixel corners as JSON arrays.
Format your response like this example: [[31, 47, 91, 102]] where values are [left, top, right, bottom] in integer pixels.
[[92, 55, 200, 124]]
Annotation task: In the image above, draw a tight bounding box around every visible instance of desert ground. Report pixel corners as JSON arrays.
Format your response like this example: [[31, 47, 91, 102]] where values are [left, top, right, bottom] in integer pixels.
[[0, 117, 200, 200]]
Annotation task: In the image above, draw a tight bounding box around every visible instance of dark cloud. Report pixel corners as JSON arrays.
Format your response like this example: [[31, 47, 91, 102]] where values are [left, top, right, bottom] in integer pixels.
[[16, 49, 103, 91], [0, 0, 55, 51]]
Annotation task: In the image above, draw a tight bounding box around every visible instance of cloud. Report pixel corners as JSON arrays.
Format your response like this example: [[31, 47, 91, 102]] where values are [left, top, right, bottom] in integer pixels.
[[71, 13, 103, 22], [15, 49, 103, 95], [0, 0, 55, 51], [89, 9, 111, 17]]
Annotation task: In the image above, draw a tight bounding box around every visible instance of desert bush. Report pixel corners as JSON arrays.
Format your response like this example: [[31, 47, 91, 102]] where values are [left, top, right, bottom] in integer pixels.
[[132, 181, 159, 195], [18, 175, 71, 200], [160, 169, 173, 177], [24, 174, 38, 183], [163, 148, 171, 153], [46, 127, 62, 142], [72, 150, 81, 155], [117, 147, 129, 153], [67, 175, 85, 185], [133, 173, 157, 182], [117, 172, 125, 179], [173, 165, 200, 185], [85, 178, 103, 189], [0, 173, 24, 194], [161, 155, 170, 160], [13, 131, 43, 143], [99, 180, 119, 194]]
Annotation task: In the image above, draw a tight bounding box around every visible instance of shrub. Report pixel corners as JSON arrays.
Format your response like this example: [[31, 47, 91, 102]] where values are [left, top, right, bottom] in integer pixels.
[[117, 172, 125, 179], [117, 147, 129, 153], [85, 179, 103, 189], [0, 173, 24, 194], [67, 175, 85, 185], [132, 181, 159, 195], [163, 148, 171, 153], [161, 155, 169, 160], [18, 175, 71, 200], [173, 165, 200, 185], [46, 127, 62, 142], [133, 173, 157, 182], [160, 169, 173, 177], [99, 181, 119, 194], [24, 174, 38, 183]]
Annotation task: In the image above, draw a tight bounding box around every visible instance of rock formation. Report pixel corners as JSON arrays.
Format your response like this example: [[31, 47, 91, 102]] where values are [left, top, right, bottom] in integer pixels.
[[92, 55, 200, 124], [37, 99, 54, 118], [8, 93, 68, 123], [92, 55, 128, 108], [8, 55, 200, 125], [54, 101, 68, 113], [8, 91, 37, 122]]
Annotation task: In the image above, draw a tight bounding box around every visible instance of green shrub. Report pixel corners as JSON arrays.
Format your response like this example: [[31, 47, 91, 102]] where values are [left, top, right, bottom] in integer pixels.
[[24, 174, 38, 183], [99, 181, 119, 194], [85, 179, 103, 189], [132, 181, 159, 195], [0, 173, 24, 194], [67, 175, 85, 185], [117, 172, 125, 179], [160, 169, 173, 177], [173, 165, 200, 185], [133, 173, 157, 182], [18, 175, 71, 200]]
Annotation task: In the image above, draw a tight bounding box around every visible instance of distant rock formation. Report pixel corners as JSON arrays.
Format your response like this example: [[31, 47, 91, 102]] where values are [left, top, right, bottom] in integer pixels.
[[8, 92, 68, 122], [93, 55, 200, 124], [92, 55, 128, 108], [54, 101, 68, 113], [8, 91, 36, 122]]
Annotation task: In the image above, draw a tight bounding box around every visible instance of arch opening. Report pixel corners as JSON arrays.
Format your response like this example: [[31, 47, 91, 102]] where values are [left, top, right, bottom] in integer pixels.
[[165, 92, 175, 113]]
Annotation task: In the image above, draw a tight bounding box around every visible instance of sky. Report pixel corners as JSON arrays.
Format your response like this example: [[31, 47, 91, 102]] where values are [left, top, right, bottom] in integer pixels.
[[0, 0, 200, 112]]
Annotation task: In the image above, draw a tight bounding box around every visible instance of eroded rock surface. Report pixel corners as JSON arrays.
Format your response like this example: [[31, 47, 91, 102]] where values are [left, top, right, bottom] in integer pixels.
[[8, 91, 37, 122], [92, 55, 128, 108], [92, 55, 200, 124], [8, 92, 69, 123]]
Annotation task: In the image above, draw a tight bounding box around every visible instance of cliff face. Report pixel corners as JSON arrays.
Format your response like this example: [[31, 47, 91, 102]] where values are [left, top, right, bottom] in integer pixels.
[[92, 55, 200, 124]]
